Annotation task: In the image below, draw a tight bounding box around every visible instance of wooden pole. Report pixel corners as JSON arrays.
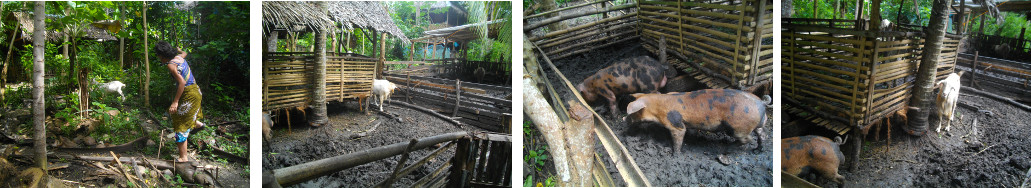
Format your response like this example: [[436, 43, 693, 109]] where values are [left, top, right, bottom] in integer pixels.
[[971, 51, 979, 88], [143, 1, 150, 109], [452, 80, 461, 118]]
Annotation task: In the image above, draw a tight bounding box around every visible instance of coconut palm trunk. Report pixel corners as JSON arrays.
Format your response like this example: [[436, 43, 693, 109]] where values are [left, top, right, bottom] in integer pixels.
[[311, 1, 329, 126], [32, 1, 46, 171], [904, 0, 951, 136]]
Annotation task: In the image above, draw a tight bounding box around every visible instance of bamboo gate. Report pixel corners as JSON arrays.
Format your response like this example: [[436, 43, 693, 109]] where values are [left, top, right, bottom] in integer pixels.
[[264, 131, 512, 187], [262, 52, 378, 111]]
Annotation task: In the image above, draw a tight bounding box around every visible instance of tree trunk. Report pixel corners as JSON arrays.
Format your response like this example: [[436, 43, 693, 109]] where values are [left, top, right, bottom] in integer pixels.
[[905, 0, 951, 136], [870, 0, 881, 31], [119, 5, 126, 70], [1, 16, 19, 105], [378, 32, 386, 79], [32, 1, 46, 171], [266, 31, 278, 52], [540, 0, 568, 31], [143, 2, 151, 109], [310, 2, 328, 127]]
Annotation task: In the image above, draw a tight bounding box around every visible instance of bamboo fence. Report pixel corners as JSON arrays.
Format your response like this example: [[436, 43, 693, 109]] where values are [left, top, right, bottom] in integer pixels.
[[969, 33, 1031, 62], [782, 18, 962, 134], [383, 73, 513, 132], [956, 52, 1031, 97], [263, 52, 378, 111], [524, 0, 773, 90], [524, 0, 641, 60], [638, 0, 774, 89]]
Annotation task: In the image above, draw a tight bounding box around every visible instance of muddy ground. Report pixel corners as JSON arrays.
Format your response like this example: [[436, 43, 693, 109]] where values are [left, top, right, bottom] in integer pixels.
[[786, 81, 1031, 187], [262, 101, 485, 187], [531, 42, 773, 186]]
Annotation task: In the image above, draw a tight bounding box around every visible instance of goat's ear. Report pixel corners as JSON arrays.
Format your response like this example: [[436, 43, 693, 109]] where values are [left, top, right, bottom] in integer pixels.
[[627, 100, 646, 115], [631, 93, 645, 99]]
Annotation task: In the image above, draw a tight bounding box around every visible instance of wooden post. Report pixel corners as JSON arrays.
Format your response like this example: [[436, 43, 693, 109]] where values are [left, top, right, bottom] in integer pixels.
[[748, 0, 768, 86], [971, 51, 979, 88], [406, 73, 412, 103], [979, 14, 986, 34], [453, 80, 461, 118], [1019, 28, 1026, 49]]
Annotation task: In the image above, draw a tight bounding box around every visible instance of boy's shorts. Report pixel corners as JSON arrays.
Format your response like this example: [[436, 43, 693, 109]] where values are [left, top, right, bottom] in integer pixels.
[[175, 129, 192, 143]]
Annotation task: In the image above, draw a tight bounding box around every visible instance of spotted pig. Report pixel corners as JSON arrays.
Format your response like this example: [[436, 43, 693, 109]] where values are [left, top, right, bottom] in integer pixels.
[[781, 135, 845, 184], [577, 56, 668, 118], [623, 89, 768, 154]]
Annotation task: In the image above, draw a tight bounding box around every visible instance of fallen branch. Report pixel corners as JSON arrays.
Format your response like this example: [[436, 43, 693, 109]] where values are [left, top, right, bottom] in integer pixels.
[[110, 151, 141, 188], [55, 137, 149, 154], [376, 110, 403, 123], [962, 119, 977, 139], [972, 144, 996, 156], [349, 122, 383, 140], [196, 141, 248, 164], [78, 156, 174, 170], [386, 99, 462, 127]]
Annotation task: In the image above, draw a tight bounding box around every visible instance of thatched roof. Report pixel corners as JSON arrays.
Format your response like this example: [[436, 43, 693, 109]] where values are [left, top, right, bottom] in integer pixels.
[[11, 12, 117, 42], [262, 1, 333, 33], [262, 1, 410, 44], [327, 1, 409, 44], [414, 19, 504, 43]]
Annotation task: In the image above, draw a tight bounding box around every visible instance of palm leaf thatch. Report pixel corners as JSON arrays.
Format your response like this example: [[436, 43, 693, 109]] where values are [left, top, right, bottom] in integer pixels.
[[11, 12, 116, 42], [326, 1, 410, 45], [262, 1, 333, 33], [416, 19, 505, 43]]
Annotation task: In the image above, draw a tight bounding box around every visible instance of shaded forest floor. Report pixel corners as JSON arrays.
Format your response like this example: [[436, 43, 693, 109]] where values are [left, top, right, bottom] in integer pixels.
[[0, 85, 250, 187]]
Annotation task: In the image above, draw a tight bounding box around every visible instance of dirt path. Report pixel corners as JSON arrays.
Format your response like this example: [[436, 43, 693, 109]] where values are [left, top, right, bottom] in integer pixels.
[[262, 102, 484, 187], [538, 42, 773, 186], [800, 89, 1031, 187]]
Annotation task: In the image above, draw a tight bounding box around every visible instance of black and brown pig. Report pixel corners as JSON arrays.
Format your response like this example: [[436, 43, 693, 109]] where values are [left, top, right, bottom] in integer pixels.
[[577, 56, 668, 118], [623, 89, 768, 154], [781, 135, 845, 184]]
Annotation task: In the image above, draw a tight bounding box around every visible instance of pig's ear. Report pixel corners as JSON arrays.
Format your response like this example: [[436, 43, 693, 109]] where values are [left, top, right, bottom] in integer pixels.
[[631, 93, 644, 99], [627, 100, 646, 115]]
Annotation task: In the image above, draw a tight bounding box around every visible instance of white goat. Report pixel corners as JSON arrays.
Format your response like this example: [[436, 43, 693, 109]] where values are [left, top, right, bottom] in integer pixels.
[[936, 71, 964, 133], [91, 78, 126, 102], [372, 79, 398, 112]]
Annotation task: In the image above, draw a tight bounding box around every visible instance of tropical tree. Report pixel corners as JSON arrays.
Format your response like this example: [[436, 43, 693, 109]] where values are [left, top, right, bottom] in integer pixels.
[[904, 0, 950, 135], [31, 1, 46, 172]]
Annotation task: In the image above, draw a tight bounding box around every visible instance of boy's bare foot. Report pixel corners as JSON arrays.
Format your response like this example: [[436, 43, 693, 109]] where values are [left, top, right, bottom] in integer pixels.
[[195, 121, 206, 129]]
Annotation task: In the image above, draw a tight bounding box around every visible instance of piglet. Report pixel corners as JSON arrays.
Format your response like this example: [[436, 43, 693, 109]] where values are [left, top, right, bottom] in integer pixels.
[[578, 56, 668, 118], [781, 135, 845, 184], [262, 112, 273, 141], [624, 89, 768, 154]]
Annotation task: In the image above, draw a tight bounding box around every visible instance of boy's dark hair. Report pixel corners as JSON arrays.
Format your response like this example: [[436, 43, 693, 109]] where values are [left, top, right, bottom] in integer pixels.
[[155, 41, 179, 60]]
